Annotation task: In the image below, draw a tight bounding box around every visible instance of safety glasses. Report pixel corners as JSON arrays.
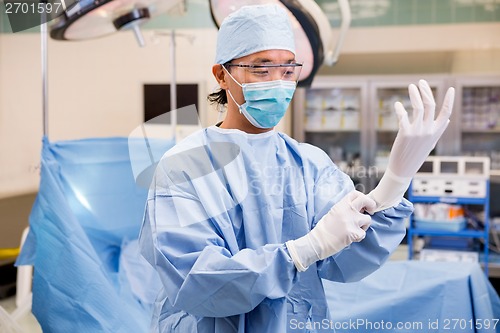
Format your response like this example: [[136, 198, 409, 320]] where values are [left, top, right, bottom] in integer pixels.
[[225, 62, 303, 83]]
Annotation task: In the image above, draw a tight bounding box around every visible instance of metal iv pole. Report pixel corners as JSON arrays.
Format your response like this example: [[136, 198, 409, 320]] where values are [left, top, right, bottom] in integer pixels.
[[170, 30, 177, 139], [152, 29, 194, 140], [41, 5, 48, 138]]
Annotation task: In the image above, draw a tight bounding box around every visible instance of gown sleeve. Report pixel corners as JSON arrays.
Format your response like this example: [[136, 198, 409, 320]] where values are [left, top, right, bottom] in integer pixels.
[[139, 173, 298, 318]]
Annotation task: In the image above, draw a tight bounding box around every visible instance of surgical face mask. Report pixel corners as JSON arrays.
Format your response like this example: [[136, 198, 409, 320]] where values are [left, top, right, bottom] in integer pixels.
[[224, 67, 297, 129]]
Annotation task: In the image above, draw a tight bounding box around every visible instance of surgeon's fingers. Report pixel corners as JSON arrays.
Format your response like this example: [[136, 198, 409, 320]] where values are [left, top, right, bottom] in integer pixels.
[[435, 87, 455, 128], [409, 83, 424, 125], [419, 80, 436, 125], [394, 102, 410, 132], [351, 226, 367, 242], [350, 193, 377, 214], [357, 213, 372, 231]]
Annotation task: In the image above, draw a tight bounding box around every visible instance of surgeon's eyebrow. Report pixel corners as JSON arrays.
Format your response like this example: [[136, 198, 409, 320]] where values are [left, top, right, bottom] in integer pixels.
[[252, 57, 296, 64]]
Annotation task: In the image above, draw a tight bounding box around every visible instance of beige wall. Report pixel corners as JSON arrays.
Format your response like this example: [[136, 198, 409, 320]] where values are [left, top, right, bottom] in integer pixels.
[[1, 23, 500, 199], [0, 28, 219, 199], [1, 33, 44, 199], [321, 23, 500, 75], [342, 23, 500, 54]]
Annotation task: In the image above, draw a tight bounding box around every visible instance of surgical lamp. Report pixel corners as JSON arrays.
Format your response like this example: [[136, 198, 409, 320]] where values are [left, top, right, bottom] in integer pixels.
[[209, 0, 351, 87], [49, 0, 185, 46]]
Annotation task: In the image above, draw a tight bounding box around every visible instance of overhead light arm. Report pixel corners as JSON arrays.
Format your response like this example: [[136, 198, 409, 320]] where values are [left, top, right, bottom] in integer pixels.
[[324, 0, 351, 66], [113, 8, 150, 47]]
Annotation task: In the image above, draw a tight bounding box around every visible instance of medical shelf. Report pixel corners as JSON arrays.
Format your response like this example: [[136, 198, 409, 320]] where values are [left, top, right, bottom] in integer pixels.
[[410, 228, 487, 238], [407, 156, 490, 276], [409, 196, 488, 206]]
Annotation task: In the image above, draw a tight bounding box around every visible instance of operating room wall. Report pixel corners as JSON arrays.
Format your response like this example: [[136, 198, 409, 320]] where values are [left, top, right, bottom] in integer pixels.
[[0, 28, 220, 199], [321, 23, 500, 75], [0, 32, 43, 199]]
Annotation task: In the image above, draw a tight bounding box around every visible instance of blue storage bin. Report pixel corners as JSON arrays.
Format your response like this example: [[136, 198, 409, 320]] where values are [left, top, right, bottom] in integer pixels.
[[414, 217, 467, 232]]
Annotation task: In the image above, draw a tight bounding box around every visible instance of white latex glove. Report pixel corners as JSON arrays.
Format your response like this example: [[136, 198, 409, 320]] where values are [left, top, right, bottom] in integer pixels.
[[368, 80, 455, 213], [286, 190, 376, 272]]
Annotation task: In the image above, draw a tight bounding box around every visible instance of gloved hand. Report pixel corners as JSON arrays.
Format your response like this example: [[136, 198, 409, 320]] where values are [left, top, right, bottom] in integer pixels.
[[286, 190, 376, 272], [368, 80, 455, 213]]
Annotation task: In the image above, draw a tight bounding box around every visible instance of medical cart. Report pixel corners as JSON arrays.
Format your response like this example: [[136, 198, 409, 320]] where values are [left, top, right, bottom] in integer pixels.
[[407, 156, 491, 275]]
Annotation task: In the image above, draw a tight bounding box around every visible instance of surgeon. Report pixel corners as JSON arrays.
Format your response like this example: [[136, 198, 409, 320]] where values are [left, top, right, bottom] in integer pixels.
[[139, 4, 455, 333]]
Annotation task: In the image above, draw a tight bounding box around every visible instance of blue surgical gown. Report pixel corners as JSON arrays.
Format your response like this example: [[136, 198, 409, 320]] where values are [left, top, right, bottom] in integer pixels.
[[139, 126, 413, 333]]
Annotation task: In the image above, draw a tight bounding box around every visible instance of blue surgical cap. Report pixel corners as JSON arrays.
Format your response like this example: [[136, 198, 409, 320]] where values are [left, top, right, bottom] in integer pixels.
[[215, 4, 296, 64]]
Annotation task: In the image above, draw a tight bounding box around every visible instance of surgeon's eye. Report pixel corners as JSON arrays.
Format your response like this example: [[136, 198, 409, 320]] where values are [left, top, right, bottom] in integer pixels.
[[250, 68, 270, 76], [282, 68, 294, 77]]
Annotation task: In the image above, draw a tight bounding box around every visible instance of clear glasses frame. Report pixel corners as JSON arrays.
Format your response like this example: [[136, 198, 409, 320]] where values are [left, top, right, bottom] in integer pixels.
[[225, 62, 303, 83]]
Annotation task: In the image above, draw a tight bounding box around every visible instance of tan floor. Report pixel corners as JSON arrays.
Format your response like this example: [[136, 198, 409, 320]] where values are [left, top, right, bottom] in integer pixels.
[[389, 244, 409, 261]]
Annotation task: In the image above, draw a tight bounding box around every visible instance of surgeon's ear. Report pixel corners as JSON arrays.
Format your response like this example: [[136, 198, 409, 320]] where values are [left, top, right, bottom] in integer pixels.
[[212, 64, 229, 90]]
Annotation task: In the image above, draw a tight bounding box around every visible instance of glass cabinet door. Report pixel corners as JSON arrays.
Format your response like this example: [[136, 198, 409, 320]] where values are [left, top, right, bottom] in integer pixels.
[[456, 78, 500, 176], [293, 78, 369, 192], [452, 76, 500, 220]]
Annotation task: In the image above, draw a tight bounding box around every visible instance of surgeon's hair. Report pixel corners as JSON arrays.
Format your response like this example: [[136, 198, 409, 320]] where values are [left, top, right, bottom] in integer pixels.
[[207, 62, 231, 106], [207, 87, 227, 106]]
